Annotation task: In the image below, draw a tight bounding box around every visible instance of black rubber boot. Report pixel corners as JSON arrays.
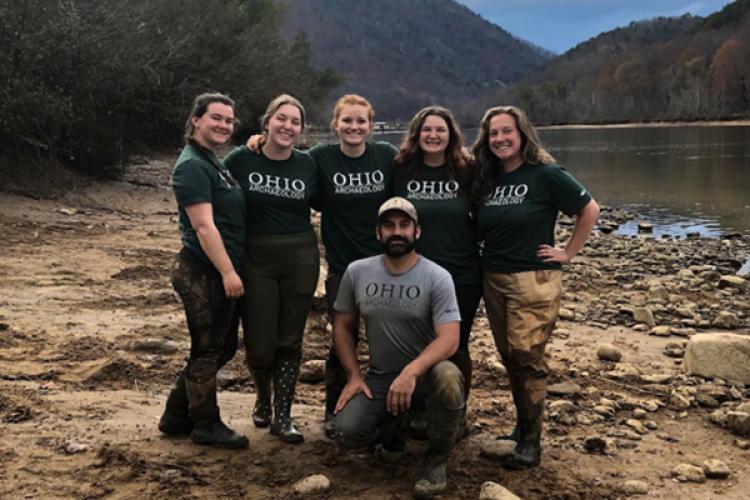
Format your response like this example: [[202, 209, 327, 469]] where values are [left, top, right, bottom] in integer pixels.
[[413, 407, 464, 499], [499, 371, 524, 443], [159, 369, 193, 436], [186, 378, 249, 449], [408, 411, 428, 441], [501, 398, 543, 470], [250, 368, 272, 428], [270, 357, 304, 444]]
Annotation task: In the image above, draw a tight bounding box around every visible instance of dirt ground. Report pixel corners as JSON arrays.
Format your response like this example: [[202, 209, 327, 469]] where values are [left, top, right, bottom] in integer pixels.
[[1, 156, 748, 499]]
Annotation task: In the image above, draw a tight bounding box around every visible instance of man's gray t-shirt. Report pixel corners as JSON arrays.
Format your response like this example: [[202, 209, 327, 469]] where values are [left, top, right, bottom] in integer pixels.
[[334, 255, 461, 375]]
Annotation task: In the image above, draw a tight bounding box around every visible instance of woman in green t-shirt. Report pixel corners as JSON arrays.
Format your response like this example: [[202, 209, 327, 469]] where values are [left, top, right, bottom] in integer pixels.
[[225, 94, 320, 444], [471, 105, 599, 469], [391, 106, 481, 411], [159, 92, 248, 449]]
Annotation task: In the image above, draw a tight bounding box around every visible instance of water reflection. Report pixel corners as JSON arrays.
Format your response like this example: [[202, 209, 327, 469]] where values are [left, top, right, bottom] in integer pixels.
[[310, 125, 750, 236], [541, 126, 750, 236]]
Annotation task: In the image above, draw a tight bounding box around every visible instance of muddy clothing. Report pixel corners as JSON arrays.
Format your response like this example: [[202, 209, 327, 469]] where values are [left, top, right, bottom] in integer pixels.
[[309, 142, 397, 275], [477, 163, 591, 274], [334, 255, 461, 376], [483, 269, 561, 404], [391, 163, 480, 286], [333, 361, 464, 449], [224, 146, 319, 235], [172, 143, 245, 271]]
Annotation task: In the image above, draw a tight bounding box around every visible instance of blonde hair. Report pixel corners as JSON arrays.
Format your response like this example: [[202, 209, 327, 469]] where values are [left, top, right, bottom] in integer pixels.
[[261, 94, 306, 132], [330, 94, 374, 131]]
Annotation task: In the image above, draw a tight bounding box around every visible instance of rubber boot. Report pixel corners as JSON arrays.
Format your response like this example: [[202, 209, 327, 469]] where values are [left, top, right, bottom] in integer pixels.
[[408, 411, 428, 440], [270, 357, 304, 444], [159, 369, 193, 436], [413, 407, 464, 499], [186, 378, 249, 449], [323, 357, 347, 439], [501, 397, 543, 470], [375, 413, 409, 465], [250, 368, 273, 428], [499, 379, 523, 443]]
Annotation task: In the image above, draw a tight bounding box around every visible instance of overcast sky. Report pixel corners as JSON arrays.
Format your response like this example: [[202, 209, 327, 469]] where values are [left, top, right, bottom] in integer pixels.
[[456, 0, 734, 53]]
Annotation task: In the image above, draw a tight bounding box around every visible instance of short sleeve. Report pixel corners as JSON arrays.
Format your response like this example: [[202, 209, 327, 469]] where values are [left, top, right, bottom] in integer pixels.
[[431, 274, 461, 325], [333, 266, 357, 313], [172, 159, 212, 207], [546, 165, 592, 216]]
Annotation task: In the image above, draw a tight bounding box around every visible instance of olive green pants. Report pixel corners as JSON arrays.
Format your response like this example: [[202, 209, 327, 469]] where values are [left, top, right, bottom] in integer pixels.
[[238, 230, 319, 369]]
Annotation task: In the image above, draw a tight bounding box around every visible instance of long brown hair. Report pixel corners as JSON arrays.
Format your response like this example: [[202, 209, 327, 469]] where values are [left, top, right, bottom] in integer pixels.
[[394, 106, 467, 181], [471, 106, 555, 204]]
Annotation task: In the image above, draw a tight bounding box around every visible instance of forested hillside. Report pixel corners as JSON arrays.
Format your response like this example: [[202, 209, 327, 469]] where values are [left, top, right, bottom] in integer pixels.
[[0, 0, 337, 173], [466, 0, 750, 124], [278, 0, 551, 120]]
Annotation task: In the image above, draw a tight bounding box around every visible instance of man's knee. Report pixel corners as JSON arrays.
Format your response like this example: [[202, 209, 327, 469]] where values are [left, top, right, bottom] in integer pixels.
[[331, 412, 374, 449], [428, 361, 464, 410]]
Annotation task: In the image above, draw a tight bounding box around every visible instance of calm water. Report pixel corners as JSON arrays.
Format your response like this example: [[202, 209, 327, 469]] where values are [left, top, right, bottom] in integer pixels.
[[364, 125, 750, 237]]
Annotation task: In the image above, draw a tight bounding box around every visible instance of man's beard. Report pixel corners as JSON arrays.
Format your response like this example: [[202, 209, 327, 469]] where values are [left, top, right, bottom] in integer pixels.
[[382, 236, 416, 257]]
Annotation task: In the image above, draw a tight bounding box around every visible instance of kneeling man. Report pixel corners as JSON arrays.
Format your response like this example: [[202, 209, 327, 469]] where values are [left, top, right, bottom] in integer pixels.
[[330, 197, 465, 498]]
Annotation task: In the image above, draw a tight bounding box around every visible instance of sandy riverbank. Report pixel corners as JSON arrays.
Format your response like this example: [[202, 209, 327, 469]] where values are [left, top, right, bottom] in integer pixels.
[[1, 156, 749, 499]]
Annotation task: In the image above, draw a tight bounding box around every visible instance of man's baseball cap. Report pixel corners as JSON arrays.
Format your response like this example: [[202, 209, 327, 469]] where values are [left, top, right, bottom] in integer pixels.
[[378, 196, 418, 224]]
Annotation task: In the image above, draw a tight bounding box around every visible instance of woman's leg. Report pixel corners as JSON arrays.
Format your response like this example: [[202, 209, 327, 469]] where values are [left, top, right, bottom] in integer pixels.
[[272, 233, 319, 443], [166, 250, 248, 449]]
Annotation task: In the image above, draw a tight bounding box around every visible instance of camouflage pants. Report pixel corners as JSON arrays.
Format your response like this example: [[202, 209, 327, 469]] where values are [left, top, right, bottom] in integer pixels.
[[482, 270, 561, 409], [171, 248, 237, 384]]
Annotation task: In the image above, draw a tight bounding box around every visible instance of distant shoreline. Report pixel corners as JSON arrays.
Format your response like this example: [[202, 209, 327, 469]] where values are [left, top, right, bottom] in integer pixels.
[[539, 119, 750, 130]]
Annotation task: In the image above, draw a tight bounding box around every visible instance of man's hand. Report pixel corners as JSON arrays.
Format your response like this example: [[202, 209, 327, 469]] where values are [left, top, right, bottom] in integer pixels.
[[387, 370, 417, 416], [335, 376, 372, 414]]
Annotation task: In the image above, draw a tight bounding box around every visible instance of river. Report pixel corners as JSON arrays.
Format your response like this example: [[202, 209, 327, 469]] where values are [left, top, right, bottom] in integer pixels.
[[362, 124, 750, 238]]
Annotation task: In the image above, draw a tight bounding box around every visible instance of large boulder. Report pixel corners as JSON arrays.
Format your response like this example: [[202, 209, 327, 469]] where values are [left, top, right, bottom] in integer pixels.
[[682, 333, 750, 384]]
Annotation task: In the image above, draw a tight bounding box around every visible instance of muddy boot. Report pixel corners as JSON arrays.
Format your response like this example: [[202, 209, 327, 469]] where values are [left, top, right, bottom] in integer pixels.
[[250, 368, 272, 428], [270, 357, 304, 444], [323, 358, 347, 439], [413, 407, 463, 499], [408, 411, 428, 440], [186, 378, 249, 449], [499, 372, 524, 443], [501, 398, 543, 470], [159, 369, 193, 436]]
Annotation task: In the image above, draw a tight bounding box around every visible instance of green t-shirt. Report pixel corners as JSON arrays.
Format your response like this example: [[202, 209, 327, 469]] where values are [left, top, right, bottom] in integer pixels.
[[171, 144, 246, 271], [392, 163, 480, 285], [225, 147, 319, 236], [477, 163, 592, 274], [309, 142, 397, 275]]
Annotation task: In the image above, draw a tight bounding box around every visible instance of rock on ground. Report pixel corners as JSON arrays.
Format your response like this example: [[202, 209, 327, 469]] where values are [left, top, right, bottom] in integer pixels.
[[299, 359, 326, 383], [480, 439, 516, 460], [672, 463, 706, 483], [622, 480, 649, 495], [292, 474, 331, 495], [703, 459, 731, 479], [682, 333, 750, 384], [479, 481, 521, 500], [596, 343, 622, 361]]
